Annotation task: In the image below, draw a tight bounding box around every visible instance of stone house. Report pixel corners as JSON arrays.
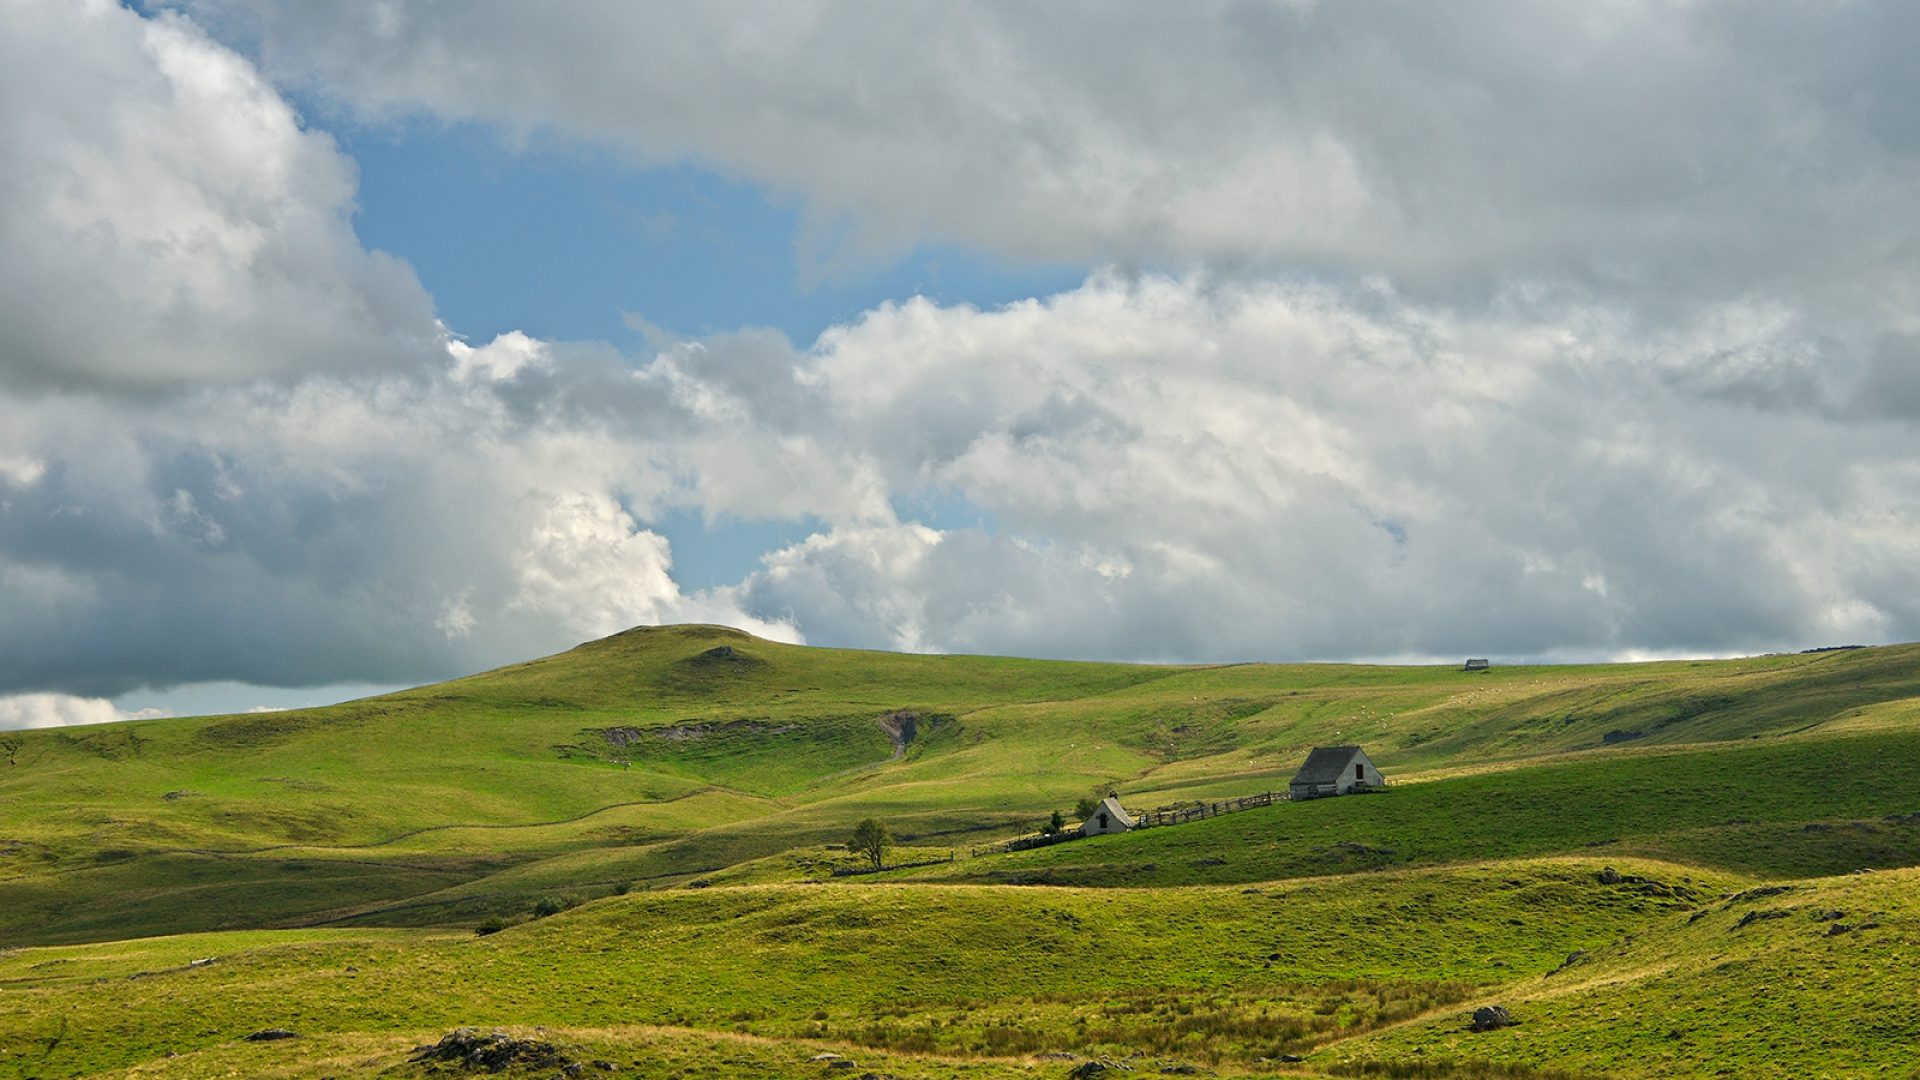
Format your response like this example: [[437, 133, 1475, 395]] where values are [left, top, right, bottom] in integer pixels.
[[1081, 794, 1135, 835], [1288, 745, 1385, 800]]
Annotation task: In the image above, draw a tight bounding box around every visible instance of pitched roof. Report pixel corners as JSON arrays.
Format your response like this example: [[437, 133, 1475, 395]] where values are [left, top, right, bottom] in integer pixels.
[[1290, 745, 1363, 786], [1093, 794, 1134, 828]]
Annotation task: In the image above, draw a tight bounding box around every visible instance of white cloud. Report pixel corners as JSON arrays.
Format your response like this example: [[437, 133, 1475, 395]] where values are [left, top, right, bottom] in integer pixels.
[[185, 0, 1920, 323], [0, 693, 168, 730], [4, 269, 1916, 693], [449, 330, 551, 383], [1, 1, 1916, 704], [726, 273, 1920, 661], [0, 454, 46, 488], [506, 488, 799, 643], [0, 0, 439, 391]]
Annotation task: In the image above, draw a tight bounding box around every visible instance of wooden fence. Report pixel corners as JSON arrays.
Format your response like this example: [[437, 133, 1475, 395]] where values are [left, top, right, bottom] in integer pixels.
[[982, 790, 1288, 853], [1131, 790, 1282, 828]]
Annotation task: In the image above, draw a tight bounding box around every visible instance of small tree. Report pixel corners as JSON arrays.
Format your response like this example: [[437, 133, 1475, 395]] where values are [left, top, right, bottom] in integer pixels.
[[1045, 809, 1066, 835], [1073, 796, 1099, 821], [850, 817, 893, 871]]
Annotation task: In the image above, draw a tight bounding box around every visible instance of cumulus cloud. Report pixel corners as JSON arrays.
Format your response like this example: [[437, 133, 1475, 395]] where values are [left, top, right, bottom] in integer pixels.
[[3, 266, 1915, 694], [185, 0, 1920, 317], [0, 362, 805, 696], [0, 0, 440, 391], [0, 693, 168, 731], [725, 274, 1920, 661], [3, 1, 1918, 717]]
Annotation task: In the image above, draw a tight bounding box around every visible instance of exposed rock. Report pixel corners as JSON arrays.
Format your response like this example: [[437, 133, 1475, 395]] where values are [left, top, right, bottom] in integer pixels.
[[242, 1028, 299, 1042], [1469, 1005, 1518, 1032], [1597, 867, 1622, 884], [827, 1062, 856, 1071], [1070, 1060, 1133, 1077], [1549, 950, 1587, 975], [411, 1027, 574, 1073], [1733, 908, 1792, 930], [1827, 923, 1855, 936], [678, 645, 767, 673], [811, 1054, 843, 1062], [878, 710, 920, 755], [1723, 885, 1793, 906]]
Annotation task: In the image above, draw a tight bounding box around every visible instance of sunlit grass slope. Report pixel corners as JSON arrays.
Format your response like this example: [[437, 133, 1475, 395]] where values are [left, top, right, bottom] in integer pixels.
[[0, 858, 1729, 1079], [1324, 865, 1920, 1078], [2, 627, 1918, 945], [903, 729, 1920, 888]]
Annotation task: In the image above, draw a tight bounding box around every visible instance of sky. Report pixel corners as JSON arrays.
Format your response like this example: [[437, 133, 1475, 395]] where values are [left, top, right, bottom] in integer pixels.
[[3, 1, 1919, 729]]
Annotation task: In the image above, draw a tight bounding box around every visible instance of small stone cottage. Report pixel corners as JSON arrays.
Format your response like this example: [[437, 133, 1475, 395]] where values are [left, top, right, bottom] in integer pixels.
[[1081, 794, 1135, 835], [1288, 746, 1385, 800]]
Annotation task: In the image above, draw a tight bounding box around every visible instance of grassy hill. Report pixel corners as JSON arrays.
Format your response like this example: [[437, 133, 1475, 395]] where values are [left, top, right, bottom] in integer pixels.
[[0, 857, 1734, 1079], [3, 626, 1920, 1076]]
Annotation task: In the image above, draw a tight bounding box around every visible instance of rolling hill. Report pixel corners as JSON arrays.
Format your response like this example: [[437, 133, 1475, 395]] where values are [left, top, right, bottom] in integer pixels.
[[3, 625, 1919, 1077]]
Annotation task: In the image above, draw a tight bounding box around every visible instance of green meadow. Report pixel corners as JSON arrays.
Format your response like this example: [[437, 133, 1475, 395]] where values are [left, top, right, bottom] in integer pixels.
[[3, 626, 1919, 1077]]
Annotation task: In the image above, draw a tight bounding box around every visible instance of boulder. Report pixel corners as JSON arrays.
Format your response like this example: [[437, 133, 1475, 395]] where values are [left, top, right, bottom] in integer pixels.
[[1734, 908, 1790, 930], [1597, 867, 1622, 885], [1469, 1005, 1518, 1032], [411, 1027, 574, 1073]]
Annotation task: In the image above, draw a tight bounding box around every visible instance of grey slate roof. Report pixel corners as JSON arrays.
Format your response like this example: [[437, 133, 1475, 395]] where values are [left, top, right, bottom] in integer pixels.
[[1290, 745, 1363, 786]]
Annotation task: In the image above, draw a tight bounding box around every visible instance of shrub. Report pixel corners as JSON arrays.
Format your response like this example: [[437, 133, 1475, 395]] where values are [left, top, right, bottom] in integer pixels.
[[475, 917, 508, 936], [531, 896, 568, 918]]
